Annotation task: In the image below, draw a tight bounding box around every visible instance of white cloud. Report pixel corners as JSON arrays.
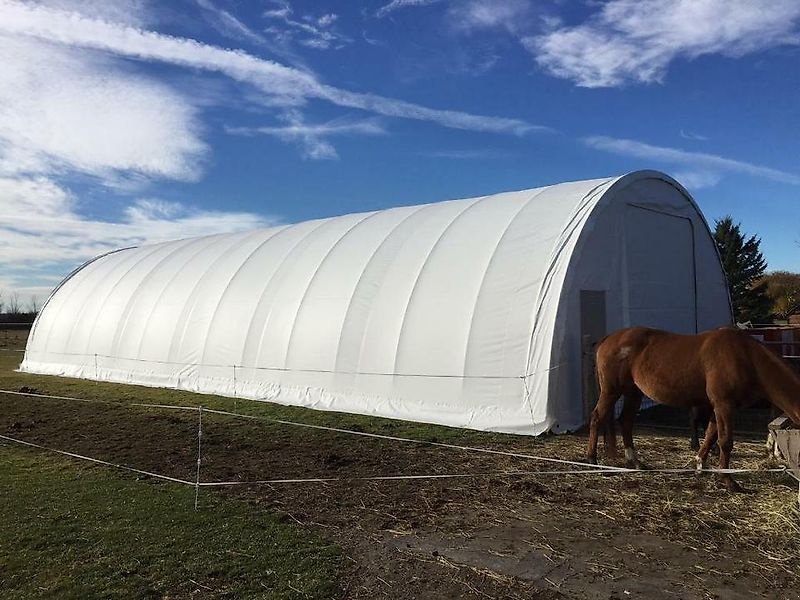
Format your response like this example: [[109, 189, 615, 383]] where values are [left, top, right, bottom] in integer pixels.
[[447, 0, 532, 35], [375, 0, 443, 19], [584, 135, 800, 186], [0, 176, 276, 301], [193, 0, 311, 70], [227, 112, 386, 160], [527, 0, 800, 87], [422, 149, 512, 160], [0, 34, 207, 183], [36, 0, 154, 27], [262, 1, 351, 51], [195, 0, 267, 46], [672, 170, 722, 190], [0, 0, 540, 135], [0, 281, 58, 311], [679, 129, 709, 142]]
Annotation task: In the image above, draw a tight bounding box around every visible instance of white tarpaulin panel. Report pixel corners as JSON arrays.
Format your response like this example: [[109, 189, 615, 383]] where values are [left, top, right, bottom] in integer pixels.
[[20, 171, 732, 435]]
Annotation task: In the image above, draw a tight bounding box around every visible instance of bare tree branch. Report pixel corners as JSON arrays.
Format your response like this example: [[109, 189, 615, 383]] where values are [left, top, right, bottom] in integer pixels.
[[7, 292, 21, 315]]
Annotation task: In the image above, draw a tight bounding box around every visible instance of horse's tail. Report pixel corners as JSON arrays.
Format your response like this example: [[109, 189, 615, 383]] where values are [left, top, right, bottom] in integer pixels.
[[591, 336, 619, 457], [747, 336, 800, 425]]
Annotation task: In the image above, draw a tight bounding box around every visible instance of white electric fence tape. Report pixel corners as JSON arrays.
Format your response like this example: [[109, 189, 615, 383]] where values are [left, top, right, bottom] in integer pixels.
[[0, 388, 791, 485], [0, 387, 623, 472], [131, 402, 631, 472], [0, 433, 784, 490], [0, 433, 194, 485]]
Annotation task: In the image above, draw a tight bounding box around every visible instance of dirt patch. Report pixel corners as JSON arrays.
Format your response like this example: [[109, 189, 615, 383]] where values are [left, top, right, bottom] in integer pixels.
[[1, 390, 798, 599], [387, 522, 768, 599]]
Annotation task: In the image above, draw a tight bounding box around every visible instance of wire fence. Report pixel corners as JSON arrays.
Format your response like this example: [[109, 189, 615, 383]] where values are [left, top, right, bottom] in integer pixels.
[[0, 387, 795, 511]]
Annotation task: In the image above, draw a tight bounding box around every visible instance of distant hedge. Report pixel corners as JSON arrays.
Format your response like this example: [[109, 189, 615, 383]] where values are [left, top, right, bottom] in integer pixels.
[[0, 312, 36, 325]]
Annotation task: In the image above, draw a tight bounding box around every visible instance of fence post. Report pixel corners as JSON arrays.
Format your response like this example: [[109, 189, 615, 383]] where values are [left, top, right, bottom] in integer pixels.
[[94, 353, 99, 382], [233, 364, 237, 412], [194, 405, 203, 511]]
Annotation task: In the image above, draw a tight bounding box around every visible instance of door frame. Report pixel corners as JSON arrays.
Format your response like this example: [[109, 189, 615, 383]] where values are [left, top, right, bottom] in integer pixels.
[[625, 203, 699, 333], [579, 289, 607, 422]]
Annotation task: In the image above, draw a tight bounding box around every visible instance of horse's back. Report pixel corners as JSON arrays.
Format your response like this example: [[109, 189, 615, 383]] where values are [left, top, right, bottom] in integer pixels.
[[599, 326, 748, 364], [596, 326, 752, 407]]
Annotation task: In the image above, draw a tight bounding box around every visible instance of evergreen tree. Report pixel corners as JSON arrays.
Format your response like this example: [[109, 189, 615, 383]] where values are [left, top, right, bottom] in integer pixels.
[[713, 216, 772, 323]]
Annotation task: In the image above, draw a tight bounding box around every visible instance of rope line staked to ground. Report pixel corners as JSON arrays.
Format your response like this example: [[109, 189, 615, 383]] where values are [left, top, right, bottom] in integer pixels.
[[0, 387, 626, 472], [0, 433, 194, 485], [0, 388, 792, 482], [0, 433, 787, 490]]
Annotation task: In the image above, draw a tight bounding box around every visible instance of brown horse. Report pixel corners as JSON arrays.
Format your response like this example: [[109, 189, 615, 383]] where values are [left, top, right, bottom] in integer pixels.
[[587, 326, 800, 491]]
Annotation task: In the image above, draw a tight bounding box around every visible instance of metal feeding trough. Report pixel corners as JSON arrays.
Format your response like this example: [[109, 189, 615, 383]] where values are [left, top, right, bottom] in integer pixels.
[[767, 417, 800, 504]]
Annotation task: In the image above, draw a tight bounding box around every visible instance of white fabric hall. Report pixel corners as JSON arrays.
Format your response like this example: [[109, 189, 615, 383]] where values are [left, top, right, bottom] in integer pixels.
[[21, 170, 732, 435]]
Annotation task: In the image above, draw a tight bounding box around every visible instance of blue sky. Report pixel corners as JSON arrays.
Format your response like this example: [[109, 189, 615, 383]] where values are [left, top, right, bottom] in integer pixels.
[[1, 0, 798, 306]]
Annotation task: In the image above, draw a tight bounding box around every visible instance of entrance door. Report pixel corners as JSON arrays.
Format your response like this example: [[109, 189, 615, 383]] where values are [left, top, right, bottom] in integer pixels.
[[580, 290, 606, 420], [624, 205, 697, 333]]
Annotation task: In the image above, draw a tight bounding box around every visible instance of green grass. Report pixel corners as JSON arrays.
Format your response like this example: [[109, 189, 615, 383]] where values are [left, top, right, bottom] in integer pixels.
[[0, 447, 340, 599], [0, 344, 348, 599]]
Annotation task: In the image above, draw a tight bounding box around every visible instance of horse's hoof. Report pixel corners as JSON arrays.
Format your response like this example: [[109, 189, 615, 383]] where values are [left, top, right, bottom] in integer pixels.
[[722, 477, 743, 493], [627, 460, 649, 470]]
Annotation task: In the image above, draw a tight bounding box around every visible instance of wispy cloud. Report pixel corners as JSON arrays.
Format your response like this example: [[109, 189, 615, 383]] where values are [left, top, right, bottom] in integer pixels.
[[262, 1, 351, 50], [36, 0, 155, 27], [226, 112, 386, 160], [194, 0, 311, 69], [422, 149, 512, 160], [361, 30, 384, 47], [672, 170, 722, 190], [0, 0, 540, 136], [195, 0, 268, 46], [447, 0, 533, 35], [679, 129, 710, 142], [0, 176, 276, 301], [584, 135, 800, 185], [527, 0, 800, 87], [375, 0, 443, 19]]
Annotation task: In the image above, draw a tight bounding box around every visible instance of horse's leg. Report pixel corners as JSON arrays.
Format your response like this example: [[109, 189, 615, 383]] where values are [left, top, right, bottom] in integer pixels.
[[587, 391, 618, 464], [695, 417, 717, 474], [713, 404, 741, 492], [603, 412, 619, 460], [689, 406, 700, 451], [620, 392, 643, 469]]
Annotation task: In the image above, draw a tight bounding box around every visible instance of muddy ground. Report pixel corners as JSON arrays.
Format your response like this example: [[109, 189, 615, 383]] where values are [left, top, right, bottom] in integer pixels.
[[1, 383, 798, 600]]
